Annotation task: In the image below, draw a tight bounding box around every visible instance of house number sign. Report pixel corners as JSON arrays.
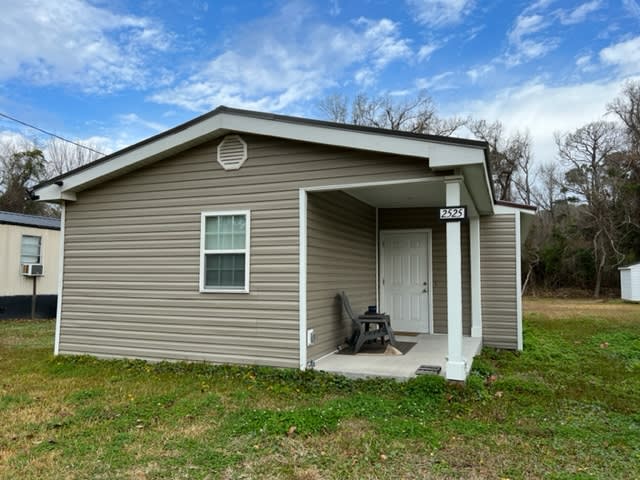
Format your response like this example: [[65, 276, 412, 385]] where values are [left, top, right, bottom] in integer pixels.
[[439, 206, 467, 221]]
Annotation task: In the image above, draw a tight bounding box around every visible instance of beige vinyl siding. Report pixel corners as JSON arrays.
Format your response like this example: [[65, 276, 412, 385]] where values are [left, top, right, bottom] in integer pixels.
[[378, 208, 471, 335], [60, 134, 434, 367], [480, 214, 518, 349], [306, 191, 376, 360]]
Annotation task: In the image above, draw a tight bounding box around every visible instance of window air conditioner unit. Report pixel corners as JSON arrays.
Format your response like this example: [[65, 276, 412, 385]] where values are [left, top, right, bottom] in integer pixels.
[[21, 264, 43, 276]]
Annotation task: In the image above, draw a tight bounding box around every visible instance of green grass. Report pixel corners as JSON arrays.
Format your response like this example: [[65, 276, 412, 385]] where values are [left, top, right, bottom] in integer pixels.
[[1, 299, 639, 479]]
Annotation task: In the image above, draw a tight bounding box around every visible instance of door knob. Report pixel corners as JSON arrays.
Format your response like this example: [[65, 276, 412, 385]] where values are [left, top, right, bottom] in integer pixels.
[[422, 289, 427, 293]]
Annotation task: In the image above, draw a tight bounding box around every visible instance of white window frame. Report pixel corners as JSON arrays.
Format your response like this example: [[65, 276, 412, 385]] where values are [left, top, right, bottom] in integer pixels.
[[199, 210, 251, 293], [21, 234, 42, 264]]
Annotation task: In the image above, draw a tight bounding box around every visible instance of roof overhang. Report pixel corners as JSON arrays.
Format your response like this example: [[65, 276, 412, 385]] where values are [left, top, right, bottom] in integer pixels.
[[32, 106, 495, 213]]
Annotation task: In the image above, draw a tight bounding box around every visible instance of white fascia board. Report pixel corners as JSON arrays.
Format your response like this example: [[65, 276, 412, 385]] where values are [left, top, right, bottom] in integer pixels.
[[459, 181, 479, 218], [429, 144, 485, 168], [222, 113, 486, 162], [33, 111, 488, 202], [36, 184, 76, 202], [494, 204, 537, 215]]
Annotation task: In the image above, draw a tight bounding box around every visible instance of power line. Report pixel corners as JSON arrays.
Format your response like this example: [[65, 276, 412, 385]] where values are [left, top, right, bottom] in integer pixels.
[[0, 111, 105, 156]]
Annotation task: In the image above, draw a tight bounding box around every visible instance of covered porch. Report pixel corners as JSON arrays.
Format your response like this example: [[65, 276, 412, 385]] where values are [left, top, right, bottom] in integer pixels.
[[314, 334, 483, 380], [300, 171, 492, 381]]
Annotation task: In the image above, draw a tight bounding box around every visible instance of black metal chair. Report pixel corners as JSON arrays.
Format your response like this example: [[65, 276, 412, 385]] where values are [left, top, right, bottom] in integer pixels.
[[339, 291, 398, 354]]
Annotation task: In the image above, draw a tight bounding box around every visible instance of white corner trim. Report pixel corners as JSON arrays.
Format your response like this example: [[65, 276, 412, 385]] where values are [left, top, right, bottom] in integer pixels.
[[299, 189, 308, 370], [53, 202, 65, 355], [199, 210, 251, 294], [515, 211, 523, 351], [470, 216, 482, 338], [375, 207, 379, 309]]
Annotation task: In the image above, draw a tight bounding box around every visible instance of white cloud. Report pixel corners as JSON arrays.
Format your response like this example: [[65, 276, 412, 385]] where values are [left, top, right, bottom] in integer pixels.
[[0, 130, 35, 150], [560, 0, 602, 25], [355, 18, 412, 69], [354, 68, 376, 87], [118, 113, 167, 133], [406, 0, 473, 27], [0, 0, 171, 93], [622, 0, 640, 19], [524, 0, 557, 14], [462, 78, 637, 164], [417, 44, 439, 62], [150, 5, 413, 112], [575, 53, 597, 72], [505, 13, 557, 65], [508, 15, 548, 43], [415, 72, 455, 91], [329, 0, 341, 16], [576, 54, 592, 67], [600, 36, 640, 74], [466, 64, 494, 83]]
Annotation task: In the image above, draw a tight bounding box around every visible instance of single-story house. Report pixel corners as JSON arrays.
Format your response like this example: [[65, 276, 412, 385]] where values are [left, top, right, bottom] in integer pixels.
[[0, 211, 61, 319], [619, 262, 640, 302], [32, 107, 535, 381]]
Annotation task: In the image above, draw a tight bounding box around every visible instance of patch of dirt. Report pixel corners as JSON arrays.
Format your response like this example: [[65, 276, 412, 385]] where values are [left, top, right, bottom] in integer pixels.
[[524, 297, 639, 320]]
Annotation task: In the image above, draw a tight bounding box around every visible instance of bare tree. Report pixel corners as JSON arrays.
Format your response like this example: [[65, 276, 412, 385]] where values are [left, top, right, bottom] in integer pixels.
[[319, 91, 466, 136], [608, 80, 640, 155], [45, 138, 103, 178], [532, 161, 563, 212], [555, 121, 626, 297], [468, 120, 532, 202]]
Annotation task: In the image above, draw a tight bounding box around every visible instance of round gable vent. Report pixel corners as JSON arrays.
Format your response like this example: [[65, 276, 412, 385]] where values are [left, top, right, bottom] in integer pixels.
[[217, 134, 248, 170]]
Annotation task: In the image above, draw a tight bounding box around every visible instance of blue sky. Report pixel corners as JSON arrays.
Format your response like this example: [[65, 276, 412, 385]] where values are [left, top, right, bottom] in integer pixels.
[[1, 0, 639, 164]]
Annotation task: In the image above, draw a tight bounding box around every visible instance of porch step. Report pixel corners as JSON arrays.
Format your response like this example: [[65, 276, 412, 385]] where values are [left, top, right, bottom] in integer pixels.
[[415, 365, 442, 375]]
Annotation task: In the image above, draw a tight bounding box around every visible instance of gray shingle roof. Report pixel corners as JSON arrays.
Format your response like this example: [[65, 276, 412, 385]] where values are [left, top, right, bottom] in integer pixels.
[[0, 211, 61, 230]]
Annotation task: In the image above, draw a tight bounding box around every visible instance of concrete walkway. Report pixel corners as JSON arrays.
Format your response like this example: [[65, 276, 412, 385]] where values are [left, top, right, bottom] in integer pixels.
[[314, 334, 482, 380]]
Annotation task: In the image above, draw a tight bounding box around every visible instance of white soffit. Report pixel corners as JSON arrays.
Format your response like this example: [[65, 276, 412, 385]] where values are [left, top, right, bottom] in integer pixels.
[[345, 180, 447, 208], [33, 110, 488, 202]]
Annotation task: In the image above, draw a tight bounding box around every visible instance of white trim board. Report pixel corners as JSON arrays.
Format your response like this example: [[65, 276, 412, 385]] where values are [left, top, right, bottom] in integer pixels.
[[298, 189, 308, 370], [515, 211, 523, 351], [53, 202, 65, 355], [375, 207, 379, 309], [199, 210, 251, 294], [33, 110, 488, 202]]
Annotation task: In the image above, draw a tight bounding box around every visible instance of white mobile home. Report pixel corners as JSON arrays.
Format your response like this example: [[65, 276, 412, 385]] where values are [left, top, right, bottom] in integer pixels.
[[0, 211, 61, 318]]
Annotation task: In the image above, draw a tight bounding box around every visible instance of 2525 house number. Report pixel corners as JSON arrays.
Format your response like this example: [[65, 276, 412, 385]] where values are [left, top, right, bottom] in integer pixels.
[[439, 206, 467, 221]]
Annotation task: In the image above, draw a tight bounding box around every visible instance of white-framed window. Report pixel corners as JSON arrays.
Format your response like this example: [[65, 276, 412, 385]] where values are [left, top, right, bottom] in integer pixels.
[[21, 235, 42, 264], [200, 210, 250, 293]]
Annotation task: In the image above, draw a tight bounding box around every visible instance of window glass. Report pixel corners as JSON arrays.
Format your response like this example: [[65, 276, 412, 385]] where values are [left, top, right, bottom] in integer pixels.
[[202, 213, 248, 291], [21, 235, 41, 264]]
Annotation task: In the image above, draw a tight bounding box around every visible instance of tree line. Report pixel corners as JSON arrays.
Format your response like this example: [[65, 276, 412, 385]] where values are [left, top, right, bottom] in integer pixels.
[[2, 83, 638, 297], [0, 137, 103, 216], [319, 83, 640, 297]]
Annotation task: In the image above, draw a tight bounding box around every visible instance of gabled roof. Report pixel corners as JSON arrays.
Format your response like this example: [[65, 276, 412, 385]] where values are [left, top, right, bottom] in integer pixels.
[[0, 211, 61, 230], [31, 106, 498, 213]]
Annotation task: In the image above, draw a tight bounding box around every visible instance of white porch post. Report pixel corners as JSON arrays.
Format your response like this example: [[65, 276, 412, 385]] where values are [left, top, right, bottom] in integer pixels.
[[445, 179, 466, 380], [470, 216, 482, 338]]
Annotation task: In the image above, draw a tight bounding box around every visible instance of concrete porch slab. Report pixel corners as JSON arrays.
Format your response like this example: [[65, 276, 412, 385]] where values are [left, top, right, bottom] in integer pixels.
[[313, 335, 482, 380]]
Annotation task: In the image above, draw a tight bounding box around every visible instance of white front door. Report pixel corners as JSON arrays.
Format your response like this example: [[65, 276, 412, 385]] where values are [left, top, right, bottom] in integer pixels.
[[380, 230, 431, 333]]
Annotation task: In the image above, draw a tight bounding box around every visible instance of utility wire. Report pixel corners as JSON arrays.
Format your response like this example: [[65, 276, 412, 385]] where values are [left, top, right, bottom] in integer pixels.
[[0, 111, 105, 156]]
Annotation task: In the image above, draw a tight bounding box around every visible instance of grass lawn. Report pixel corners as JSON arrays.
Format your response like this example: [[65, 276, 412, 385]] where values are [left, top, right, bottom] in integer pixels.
[[1, 299, 639, 479]]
